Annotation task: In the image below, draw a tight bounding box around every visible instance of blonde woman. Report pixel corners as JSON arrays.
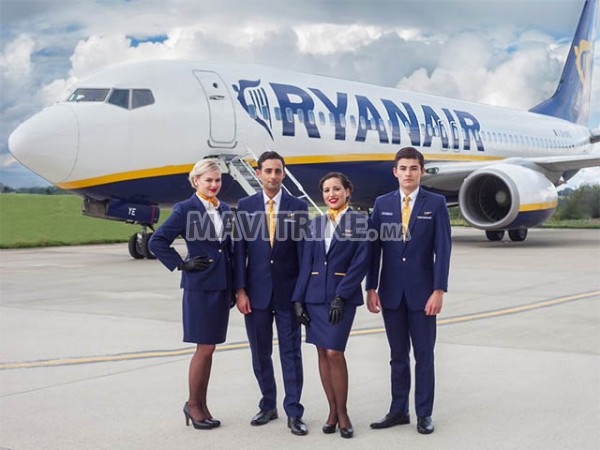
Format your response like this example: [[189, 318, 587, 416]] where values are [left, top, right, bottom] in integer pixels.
[[149, 159, 234, 430]]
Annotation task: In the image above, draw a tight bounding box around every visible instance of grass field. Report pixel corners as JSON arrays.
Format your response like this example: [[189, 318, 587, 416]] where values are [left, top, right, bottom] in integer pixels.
[[0, 194, 170, 248], [0, 193, 597, 249]]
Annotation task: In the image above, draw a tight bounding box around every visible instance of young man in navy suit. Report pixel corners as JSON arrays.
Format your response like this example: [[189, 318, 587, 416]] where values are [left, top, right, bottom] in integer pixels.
[[366, 147, 451, 435], [234, 151, 310, 436]]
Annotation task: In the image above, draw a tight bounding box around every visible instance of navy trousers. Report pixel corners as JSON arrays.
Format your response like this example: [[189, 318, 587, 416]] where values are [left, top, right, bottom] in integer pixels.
[[382, 297, 437, 417], [245, 306, 304, 418]]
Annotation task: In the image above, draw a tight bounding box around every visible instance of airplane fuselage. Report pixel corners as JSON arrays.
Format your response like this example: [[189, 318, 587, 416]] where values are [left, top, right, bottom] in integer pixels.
[[10, 61, 592, 209]]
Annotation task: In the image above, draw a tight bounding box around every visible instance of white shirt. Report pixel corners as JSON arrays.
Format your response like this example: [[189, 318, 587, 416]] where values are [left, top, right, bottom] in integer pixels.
[[262, 190, 283, 215], [324, 207, 348, 253], [196, 193, 223, 241], [400, 186, 420, 216]]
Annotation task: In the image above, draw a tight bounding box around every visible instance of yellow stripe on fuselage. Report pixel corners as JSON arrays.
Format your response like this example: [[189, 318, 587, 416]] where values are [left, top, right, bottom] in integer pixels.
[[519, 201, 558, 212], [56, 164, 195, 190], [55, 153, 503, 190], [284, 153, 503, 164]]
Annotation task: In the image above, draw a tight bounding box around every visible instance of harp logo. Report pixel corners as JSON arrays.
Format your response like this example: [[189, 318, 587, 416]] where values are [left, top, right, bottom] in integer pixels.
[[574, 39, 591, 87], [232, 79, 274, 140]]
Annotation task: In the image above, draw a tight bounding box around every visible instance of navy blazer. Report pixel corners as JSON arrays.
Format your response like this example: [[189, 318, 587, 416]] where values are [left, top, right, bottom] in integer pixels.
[[366, 188, 451, 311], [234, 190, 309, 310], [292, 209, 371, 306], [149, 194, 234, 291]]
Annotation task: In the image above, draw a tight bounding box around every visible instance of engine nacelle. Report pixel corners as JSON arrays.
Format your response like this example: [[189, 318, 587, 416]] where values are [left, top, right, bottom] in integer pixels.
[[458, 164, 558, 230]]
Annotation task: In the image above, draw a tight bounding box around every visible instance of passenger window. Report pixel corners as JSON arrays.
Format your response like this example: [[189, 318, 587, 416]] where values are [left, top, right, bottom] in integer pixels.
[[318, 111, 326, 125], [274, 107, 282, 120], [132, 89, 154, 109], [261, 105, 270, 120], [67, 88, 110, 102], [108, 89, 130, 109]]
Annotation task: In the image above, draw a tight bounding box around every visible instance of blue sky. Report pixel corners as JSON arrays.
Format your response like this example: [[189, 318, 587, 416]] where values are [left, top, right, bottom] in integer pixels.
[[1, 0, 598, 188]]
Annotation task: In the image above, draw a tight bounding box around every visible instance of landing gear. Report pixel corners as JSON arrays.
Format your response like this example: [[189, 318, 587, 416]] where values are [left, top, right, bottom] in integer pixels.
[[485, 230, 505, 241], [128, 227, 156, 259], [508, 228, 528, 242]]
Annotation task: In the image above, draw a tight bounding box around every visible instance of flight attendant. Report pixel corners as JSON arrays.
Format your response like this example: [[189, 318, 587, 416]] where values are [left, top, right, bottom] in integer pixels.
[[149, 158, 234, 430], [292, 172, 370, 439], [234, 151, 310, 436], [366, 147, 451, 435]]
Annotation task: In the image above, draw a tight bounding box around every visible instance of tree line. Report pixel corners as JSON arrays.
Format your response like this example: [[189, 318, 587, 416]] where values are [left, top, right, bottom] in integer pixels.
[[555, 184, 600, 220]]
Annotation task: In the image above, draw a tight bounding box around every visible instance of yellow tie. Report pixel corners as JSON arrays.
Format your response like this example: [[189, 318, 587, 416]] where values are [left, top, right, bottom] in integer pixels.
[[198, 193, 218, 208], [267, 199, 276, 247], [402, 196, 411, 240], [328, 204, 348, 222]]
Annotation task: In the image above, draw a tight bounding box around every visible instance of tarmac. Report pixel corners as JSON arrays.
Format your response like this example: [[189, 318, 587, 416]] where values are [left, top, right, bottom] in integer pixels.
[[1, 227, 599, 450]]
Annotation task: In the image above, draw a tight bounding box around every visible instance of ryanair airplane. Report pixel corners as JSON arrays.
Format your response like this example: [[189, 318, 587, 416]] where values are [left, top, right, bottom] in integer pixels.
[[8, 0, 600, 258]]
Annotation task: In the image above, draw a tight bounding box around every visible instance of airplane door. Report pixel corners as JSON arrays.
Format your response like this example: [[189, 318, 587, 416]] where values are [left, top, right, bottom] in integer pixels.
[[193, 70, 237, 148]]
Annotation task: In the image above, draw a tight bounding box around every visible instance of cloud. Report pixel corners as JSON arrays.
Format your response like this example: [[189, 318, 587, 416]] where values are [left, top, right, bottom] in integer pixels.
[[0, 0, 597, 189]]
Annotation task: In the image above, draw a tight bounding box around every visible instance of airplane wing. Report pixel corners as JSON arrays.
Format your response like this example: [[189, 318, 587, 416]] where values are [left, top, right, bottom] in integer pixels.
[[422, 153, 600, 192]]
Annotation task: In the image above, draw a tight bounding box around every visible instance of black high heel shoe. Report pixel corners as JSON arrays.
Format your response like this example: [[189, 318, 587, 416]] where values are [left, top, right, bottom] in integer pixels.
[[322, 422, 337, 434], [206, 417, 221, 428], [340, 427, 354, 439], [183, 402, 213, 430]]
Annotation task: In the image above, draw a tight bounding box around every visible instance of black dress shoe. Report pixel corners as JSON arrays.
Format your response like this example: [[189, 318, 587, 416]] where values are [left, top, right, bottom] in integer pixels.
[[287, 416, 308, 436], [370, 412, 410, 429], [250, 408, 278, 426], [340, 427, 354, 438], [417, 416, 434, 434], [322, 423, 336, 434]]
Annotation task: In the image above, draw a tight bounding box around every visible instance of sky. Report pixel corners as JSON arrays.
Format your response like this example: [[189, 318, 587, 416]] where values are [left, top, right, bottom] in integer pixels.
[[0, 0, 599, 188]]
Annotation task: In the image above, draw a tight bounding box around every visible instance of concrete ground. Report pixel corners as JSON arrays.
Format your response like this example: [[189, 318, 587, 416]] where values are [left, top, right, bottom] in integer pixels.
[[1, 227, 599, 450]]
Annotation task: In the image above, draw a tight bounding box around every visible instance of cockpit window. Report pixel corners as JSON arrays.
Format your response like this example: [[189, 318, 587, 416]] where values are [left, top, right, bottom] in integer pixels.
[[67, 88, 110, 102], [132, 89, 154, 109], [67, 87, 155, 110], [108, 89, 130, 109]]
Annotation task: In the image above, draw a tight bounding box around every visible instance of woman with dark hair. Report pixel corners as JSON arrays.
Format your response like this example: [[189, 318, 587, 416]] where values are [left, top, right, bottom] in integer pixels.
[[292, 172, 371, 439], [149, 158, 233, 430]]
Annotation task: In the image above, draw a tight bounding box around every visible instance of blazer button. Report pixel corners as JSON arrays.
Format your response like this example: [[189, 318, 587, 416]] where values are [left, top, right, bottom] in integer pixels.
[[402, 257, 406, 261], [270, 260, 274, 264], [218, 249, 222, 253], [324, 261, 327, 265]]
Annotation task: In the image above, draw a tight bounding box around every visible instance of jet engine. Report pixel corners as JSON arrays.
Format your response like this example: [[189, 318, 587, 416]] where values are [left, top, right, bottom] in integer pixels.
[[458, 164, 558, 231]]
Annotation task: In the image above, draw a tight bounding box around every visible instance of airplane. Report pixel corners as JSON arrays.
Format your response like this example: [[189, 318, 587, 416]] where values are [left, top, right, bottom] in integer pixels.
[[8, 0, 600, 259]]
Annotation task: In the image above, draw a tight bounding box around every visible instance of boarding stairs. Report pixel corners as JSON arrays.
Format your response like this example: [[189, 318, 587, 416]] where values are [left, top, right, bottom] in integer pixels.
[[215, 149, 323, 214]]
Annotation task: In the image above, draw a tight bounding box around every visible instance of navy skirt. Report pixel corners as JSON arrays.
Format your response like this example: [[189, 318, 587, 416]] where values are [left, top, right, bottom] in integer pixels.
[[182, 289, 230, 344], [305, 303, 357, 352]]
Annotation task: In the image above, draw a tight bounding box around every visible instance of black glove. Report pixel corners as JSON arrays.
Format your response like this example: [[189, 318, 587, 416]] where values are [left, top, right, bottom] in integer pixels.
[[177, 256, 211, 272], [293, 302, 310, 326], [328, 295, 345, 325]]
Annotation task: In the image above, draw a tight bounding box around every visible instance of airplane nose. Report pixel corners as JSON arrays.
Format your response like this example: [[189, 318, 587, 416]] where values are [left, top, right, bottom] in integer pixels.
[[8, 104, 79, 183]]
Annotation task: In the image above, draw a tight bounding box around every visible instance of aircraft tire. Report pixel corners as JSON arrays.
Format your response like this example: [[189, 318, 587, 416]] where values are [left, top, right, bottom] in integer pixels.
[[508, 228, 528, 242], [141, 232, 156, 259], [485, 230, 505, 241], [128, 233, 145, 259]]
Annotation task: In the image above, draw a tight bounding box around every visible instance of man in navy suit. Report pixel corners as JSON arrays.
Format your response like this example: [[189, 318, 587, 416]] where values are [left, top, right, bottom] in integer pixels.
[[366, 147, 451, 435], [234, 151, 310, 436]]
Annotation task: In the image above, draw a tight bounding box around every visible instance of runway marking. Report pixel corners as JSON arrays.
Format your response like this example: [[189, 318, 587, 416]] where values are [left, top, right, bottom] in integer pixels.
[[1, 291, 598, 370]]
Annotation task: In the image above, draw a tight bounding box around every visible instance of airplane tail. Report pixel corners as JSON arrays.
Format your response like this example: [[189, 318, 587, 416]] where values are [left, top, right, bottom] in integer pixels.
[[529, 0, 597, 126]]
